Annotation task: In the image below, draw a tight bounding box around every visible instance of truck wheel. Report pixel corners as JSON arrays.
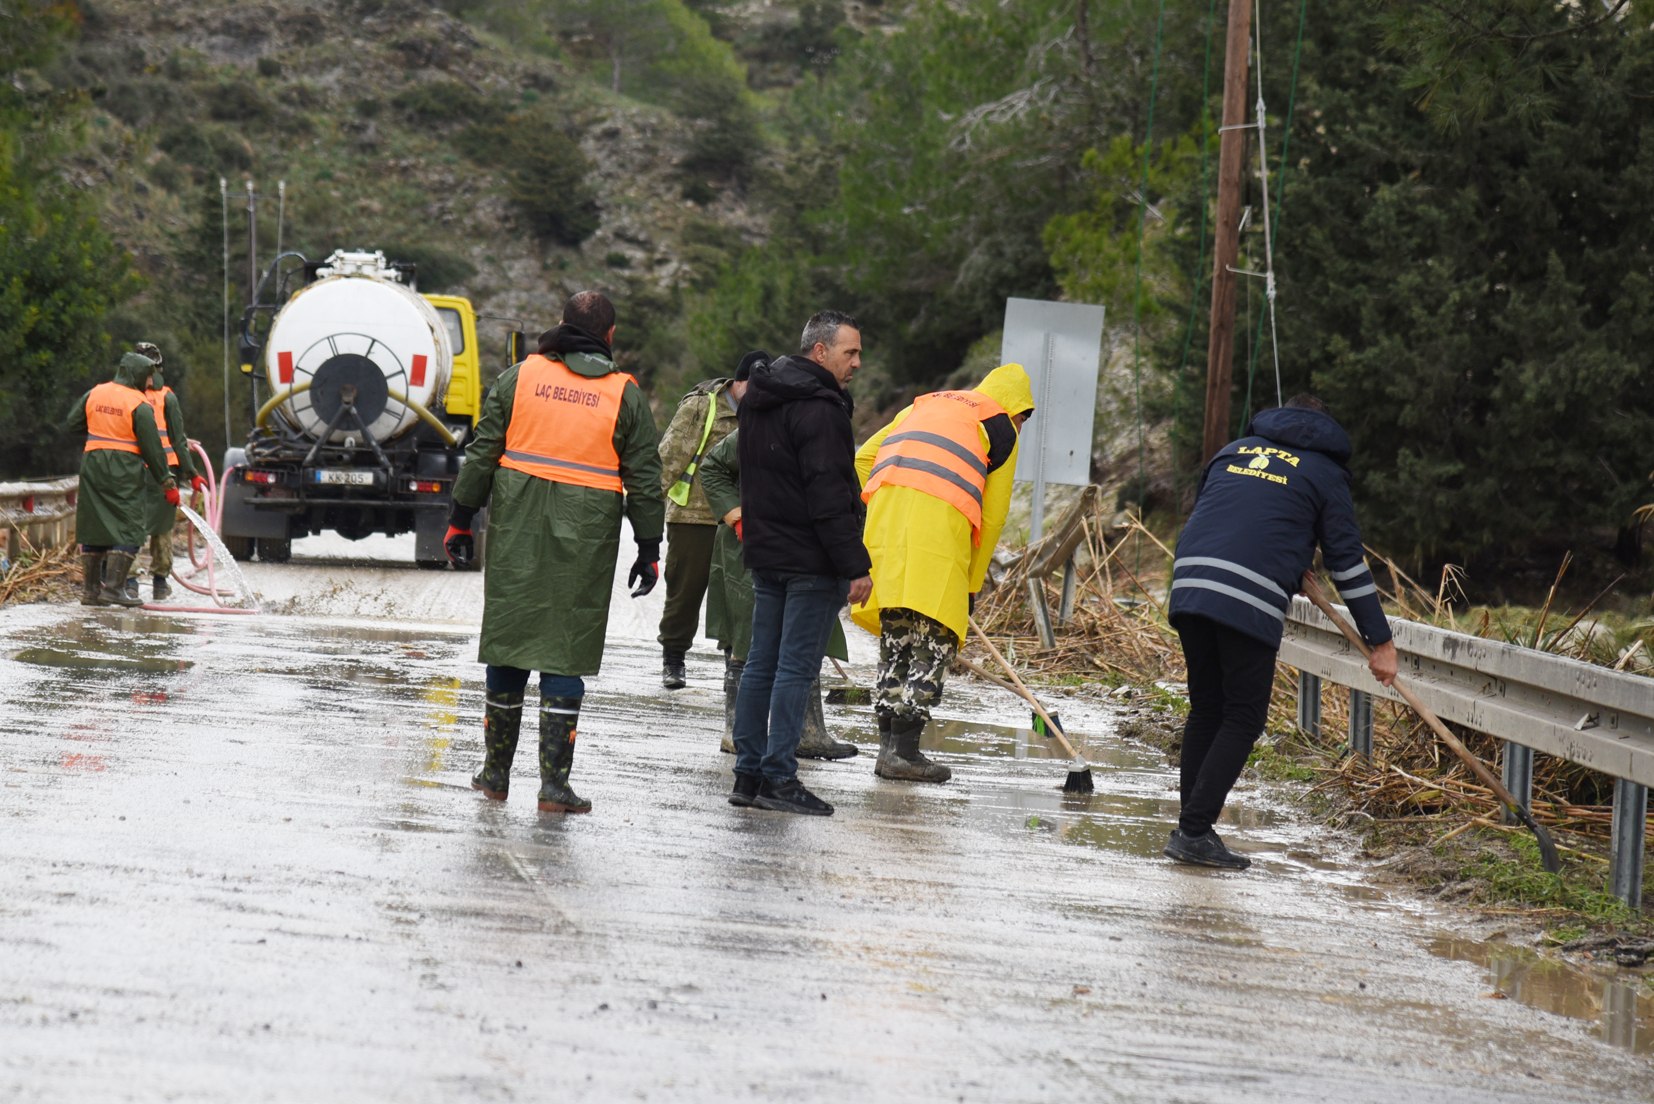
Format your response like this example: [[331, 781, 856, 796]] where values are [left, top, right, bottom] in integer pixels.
[[224, 535, 253, 561], [257, 537, 291, 563]]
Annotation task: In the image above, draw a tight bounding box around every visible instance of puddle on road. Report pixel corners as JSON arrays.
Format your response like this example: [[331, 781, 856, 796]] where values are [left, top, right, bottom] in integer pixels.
[[13, 647, 193, 674], [1431, 936, 1654, 1052]]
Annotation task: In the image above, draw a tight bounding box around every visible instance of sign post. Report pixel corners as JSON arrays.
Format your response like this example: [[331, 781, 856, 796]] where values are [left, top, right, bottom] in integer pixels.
[[1000, 298, 1106, 542]]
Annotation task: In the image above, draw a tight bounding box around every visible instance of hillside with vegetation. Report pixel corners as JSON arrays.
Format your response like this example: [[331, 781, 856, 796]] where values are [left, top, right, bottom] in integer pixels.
[[6, 0, 1654, 604]]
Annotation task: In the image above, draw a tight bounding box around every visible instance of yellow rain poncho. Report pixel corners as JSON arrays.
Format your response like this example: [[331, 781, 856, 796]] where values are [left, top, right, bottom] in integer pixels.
[[852, 363, 1035, 643]]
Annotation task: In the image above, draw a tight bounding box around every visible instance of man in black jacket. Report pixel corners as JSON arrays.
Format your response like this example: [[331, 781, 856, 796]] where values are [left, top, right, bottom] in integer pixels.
[[1166, 395, 1397, 869], [730, 310, 874, 816]]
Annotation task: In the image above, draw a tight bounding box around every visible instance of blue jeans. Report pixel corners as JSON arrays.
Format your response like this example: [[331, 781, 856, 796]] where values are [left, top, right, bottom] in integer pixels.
[[733, 570, 849, 781]]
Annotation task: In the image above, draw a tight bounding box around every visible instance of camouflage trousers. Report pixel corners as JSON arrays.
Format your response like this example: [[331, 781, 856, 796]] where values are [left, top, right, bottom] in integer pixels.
[[875, 608, 959, 721]]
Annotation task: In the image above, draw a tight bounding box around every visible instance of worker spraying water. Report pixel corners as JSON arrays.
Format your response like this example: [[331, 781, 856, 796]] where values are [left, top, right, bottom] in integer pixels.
[[135, 343, 207, 602], [66, 351, 180, 608]]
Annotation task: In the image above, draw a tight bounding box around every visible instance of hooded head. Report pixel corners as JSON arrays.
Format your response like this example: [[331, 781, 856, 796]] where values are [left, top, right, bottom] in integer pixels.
[[115, 351, 155, 390], [974, 363, 1035, 423]]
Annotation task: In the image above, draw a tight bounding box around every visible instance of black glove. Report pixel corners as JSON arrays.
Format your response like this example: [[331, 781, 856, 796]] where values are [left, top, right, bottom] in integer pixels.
[[444, 526, 474, 568], [629, 537, 661, 598], [969, 591, 977, 615]]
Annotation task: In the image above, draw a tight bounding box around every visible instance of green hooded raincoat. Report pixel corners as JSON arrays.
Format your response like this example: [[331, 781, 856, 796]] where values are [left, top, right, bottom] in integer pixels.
[[66, 355, 175, 548], [143, 378, 199, 538], [452, 351, 665, 676]]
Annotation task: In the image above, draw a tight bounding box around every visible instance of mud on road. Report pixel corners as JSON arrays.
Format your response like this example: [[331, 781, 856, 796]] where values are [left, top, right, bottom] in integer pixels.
[[2, 533, 1651, 1101]]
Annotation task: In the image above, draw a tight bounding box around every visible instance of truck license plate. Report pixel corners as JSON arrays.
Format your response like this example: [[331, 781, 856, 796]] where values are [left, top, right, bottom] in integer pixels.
[[315, 470, 375, 486]]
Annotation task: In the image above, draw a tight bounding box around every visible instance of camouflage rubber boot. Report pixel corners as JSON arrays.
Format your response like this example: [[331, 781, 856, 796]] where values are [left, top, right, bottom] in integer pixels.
[[720, 652, 743, 755], [470, 689, 524, 799], [79, 552, 106, 606], [796, 678, 858, 760], [537, 695, 591, 813], [875, 713, 951, 783], [99, 551, 146, 608]]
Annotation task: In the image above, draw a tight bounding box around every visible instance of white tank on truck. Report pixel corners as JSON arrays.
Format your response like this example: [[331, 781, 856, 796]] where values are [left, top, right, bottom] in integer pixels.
[[219, 248, 530, 568], [262, 250, 453, 445]]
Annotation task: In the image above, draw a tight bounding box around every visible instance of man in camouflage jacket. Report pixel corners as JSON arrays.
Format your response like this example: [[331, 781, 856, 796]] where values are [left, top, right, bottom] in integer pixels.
[[653, 355, 755, 688]]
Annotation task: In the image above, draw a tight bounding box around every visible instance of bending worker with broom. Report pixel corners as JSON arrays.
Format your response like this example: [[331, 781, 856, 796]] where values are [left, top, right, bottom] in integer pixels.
[[853, 364, 1035, 782], [1166, 394, 1396, 870]]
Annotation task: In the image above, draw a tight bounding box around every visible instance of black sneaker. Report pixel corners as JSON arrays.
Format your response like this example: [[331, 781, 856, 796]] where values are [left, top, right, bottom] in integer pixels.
[[1164, 827, 1250, 870], [752, 777, 834, 817], [729, 771, 761, 807]]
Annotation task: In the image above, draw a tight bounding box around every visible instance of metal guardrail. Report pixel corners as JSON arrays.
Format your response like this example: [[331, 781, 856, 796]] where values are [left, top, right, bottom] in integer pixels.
[[1280, 596, 1654, 908], [0, 476, 77, 559]]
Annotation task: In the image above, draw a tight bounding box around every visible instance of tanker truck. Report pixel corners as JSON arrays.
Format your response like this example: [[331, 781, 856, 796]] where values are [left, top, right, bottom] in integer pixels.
[[219, 249, 524, 569]]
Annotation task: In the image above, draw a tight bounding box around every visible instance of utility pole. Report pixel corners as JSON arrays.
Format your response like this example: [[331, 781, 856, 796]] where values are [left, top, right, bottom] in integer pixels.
[[1201, 0, 1254, 463]]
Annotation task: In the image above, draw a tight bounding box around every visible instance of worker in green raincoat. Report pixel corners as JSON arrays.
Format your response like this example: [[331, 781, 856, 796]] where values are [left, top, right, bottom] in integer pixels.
[[445, 292, 665, 815], [136, 343, 205, 602], [700, 409, 856, 761], [66, 351, 179, 607]]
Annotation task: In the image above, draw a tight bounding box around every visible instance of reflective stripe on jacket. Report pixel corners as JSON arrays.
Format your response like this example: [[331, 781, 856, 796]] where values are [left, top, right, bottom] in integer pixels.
[[861, 389, 1007, 543], [145, 386, 176, 466], [499, 355, 629, 492], [84, 382, 145, 454]]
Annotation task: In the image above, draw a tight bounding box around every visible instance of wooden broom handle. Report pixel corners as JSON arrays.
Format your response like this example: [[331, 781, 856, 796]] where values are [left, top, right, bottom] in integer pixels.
[[966, 616, 1081, 761]]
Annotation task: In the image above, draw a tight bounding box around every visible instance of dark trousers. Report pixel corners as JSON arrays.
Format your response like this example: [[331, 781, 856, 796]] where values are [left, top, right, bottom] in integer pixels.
[[733, 570, 848, 781], [657, 522, 717, 655], [1175, 614, 1278, 836], [486, 665, 585, 700]]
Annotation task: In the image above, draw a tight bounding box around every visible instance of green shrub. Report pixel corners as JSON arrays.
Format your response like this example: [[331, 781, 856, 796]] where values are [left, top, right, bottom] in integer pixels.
[[207, 79, 271, 123], [459, 113, 600, 246], [380, 242, 478, 293], [605, 251, 630, 268], [158, 123, 253, 172], [256, 56, 282, 78], [391, 80, 504, 125]]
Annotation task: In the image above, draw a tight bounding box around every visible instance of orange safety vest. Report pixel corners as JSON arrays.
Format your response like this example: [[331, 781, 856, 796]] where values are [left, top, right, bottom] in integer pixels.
[[84, 382, 146, 455], [862, 389, 1008, 544], [499, 355, 630, 492], [145, 386, 178, 467]]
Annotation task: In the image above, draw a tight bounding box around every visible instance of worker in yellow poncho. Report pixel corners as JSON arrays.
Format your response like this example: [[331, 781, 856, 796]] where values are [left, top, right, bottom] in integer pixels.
[[852, 363, 1035, 782]]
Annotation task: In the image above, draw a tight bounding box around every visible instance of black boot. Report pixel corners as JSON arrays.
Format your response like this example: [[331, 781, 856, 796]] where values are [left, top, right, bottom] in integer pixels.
[[537, 695, 591, 813], [151, 574, 171, 600], [796, 677, 858, 760], [99, 551, 145, 608], [471, 689, 524, 799], [662, 649, 686, 690], [720, 651, 743, 754], [80, 552, 105, 606], [875, 713, 952, 783], [1164, 827, 1250, 870]]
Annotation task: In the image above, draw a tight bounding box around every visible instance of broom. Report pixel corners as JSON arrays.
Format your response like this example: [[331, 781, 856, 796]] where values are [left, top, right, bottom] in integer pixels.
[[966, 616, 1094, 793], [1300, 573, 1562, 874]]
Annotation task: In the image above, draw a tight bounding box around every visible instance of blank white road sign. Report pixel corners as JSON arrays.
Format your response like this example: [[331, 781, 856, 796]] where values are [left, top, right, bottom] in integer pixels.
[[1001, 298, 1105, 488]]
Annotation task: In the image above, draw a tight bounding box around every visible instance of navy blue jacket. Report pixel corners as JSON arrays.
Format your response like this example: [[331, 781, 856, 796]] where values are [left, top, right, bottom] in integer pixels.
[[1168, 406, 1392, 650]]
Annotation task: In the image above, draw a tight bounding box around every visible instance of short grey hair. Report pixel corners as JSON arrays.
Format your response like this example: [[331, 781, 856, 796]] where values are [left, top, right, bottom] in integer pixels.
[[799, 310, 858, 355]]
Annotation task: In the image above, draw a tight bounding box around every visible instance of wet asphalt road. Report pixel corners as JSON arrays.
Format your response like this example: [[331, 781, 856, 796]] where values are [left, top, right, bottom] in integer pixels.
[[2, 535, 1651, 1101]]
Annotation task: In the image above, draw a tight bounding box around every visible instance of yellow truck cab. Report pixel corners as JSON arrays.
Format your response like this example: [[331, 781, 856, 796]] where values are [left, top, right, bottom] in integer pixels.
[[424, 294, 483, 425]]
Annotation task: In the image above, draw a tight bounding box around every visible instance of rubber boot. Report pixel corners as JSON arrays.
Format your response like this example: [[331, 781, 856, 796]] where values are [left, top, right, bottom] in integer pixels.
[[470, 689, 524, 799], [124, 575, 140, 603], [720, 651, 742, 755], [151, 574, 171, 601], [663, 649, 687, 690], [99, 551, 146, 608], [537, 695, 591, 813], [79, 552, 105, 606], [875, 713, 951, 782], [796, 678, 858, 760]]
